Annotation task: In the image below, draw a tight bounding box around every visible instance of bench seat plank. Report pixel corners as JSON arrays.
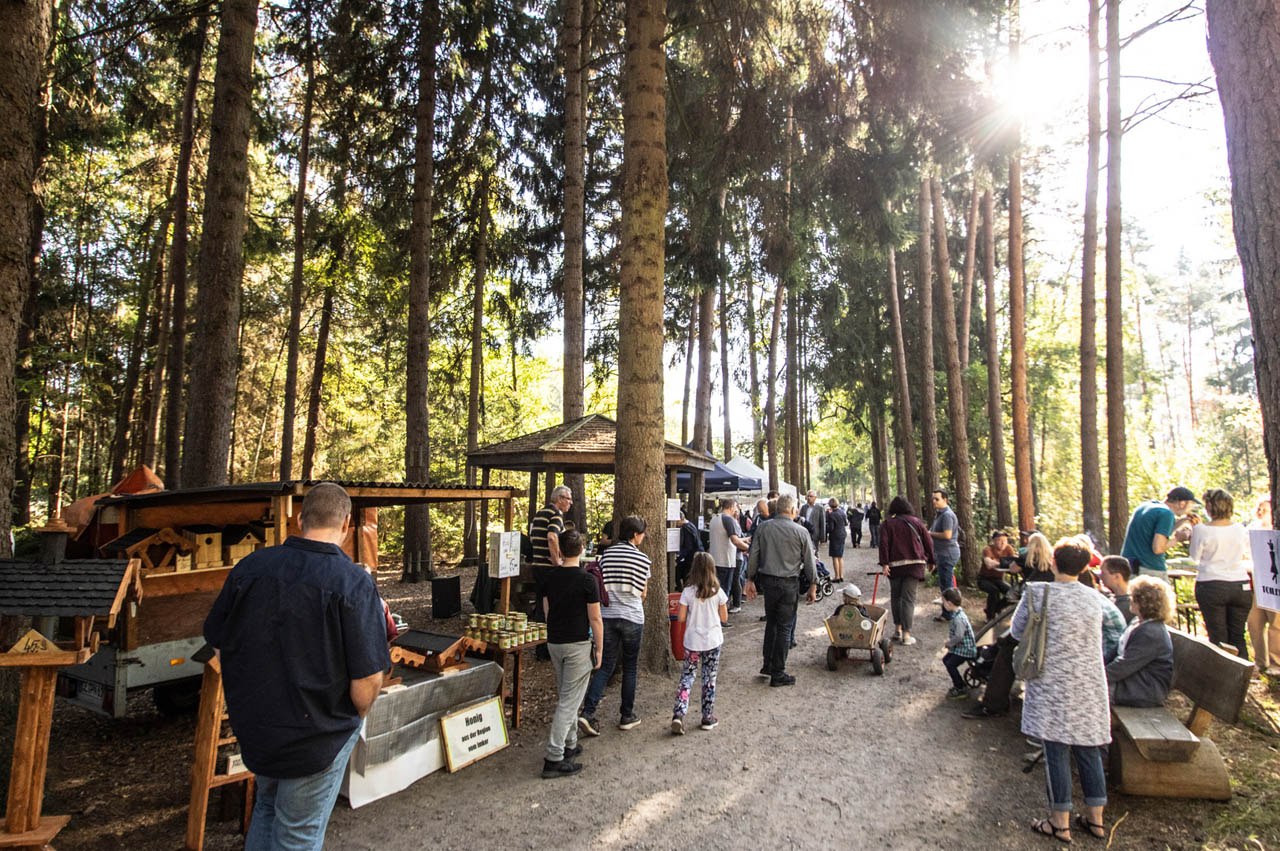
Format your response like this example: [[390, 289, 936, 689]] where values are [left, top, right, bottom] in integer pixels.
[[1112, 706, 1200, 762]]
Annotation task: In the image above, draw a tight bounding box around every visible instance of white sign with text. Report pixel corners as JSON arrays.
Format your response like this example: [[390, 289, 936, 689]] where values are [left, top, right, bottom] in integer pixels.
[[488, 530, 522, 579], [1250, 529, 1280, 613], [440, 696, 509, 772]]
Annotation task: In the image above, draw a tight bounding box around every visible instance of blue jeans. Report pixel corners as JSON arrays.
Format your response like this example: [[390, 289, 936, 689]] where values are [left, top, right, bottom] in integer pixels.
[[1042, 740, 1107, 812], [581, 618, 642, 719], [935, 553, 958, 593], [246, 726, 360, 851]]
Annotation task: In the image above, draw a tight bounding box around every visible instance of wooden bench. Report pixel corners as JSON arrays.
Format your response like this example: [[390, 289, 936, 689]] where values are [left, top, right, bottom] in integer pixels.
[[1110, 628, 1254, 800]]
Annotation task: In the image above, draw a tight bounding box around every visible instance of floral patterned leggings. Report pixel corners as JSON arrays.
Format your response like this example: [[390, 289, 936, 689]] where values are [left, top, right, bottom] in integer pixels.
[[673, 646, 721, 720]]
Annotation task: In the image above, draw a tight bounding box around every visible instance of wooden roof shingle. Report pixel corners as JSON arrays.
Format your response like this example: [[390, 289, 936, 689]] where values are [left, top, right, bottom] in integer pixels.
[[0, 559, 133, 618]]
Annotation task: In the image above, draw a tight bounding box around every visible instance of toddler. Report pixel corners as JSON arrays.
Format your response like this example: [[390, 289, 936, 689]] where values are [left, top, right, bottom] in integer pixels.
[[941, 587, 977, 699]]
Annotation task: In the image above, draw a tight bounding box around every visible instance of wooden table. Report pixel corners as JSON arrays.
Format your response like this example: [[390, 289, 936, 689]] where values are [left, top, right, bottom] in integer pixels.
[[483, 638, 547, 730], [1166, 569, 1199, 632]]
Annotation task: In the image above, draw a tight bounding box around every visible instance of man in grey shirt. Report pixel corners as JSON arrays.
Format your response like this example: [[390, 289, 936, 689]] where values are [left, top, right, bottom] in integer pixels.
[[802, 490, 827, 553], [746, 494, 816, 687]]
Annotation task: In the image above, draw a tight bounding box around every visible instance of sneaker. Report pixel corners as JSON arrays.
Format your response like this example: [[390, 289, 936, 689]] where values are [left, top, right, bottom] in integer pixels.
[[541, 758, 583, 779], [758, 666, 771, 679], [728, 606, 743, 614], [900, 635, 917, 646], [577, 715, 600, 737], [700, 715, 719, 730], [618, 714, 641, 730], [564, 743, 583, 759], [670, 716, 684, 735], [721, 620, 734, 629], [962, 705, 1007, 719], [946, 687, 968, 700], [769, 673, 796, 687]]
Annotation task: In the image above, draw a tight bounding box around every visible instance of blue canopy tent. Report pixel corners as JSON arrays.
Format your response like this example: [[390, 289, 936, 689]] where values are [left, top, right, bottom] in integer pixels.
[[675, 460, 763, 494]]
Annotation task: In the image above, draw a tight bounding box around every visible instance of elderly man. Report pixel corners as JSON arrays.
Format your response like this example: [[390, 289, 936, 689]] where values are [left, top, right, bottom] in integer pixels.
[[801, 490, 827, 554], [530, 485, 574, 658], [1121, 486, 1199, 581], [745, 494, 816, 687]]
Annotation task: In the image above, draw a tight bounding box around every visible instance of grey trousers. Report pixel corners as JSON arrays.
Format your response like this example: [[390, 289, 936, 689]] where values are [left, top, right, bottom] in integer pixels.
[[546, 641, 593, 761]]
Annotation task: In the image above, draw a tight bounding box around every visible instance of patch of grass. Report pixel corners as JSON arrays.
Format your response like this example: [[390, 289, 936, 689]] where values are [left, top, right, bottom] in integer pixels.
[[1203, 678, 1280, 849]]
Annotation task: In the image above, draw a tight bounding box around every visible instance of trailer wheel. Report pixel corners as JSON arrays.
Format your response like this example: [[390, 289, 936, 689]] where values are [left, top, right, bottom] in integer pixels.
[[154, 679, 202, 715], [826, 646, 841, 671], [879, 637, 893, 665], [870, 647, 885, 676]]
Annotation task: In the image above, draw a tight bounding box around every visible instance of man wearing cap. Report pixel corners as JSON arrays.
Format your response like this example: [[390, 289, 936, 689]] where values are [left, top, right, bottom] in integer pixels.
[[1121, 487, 1200, 581]]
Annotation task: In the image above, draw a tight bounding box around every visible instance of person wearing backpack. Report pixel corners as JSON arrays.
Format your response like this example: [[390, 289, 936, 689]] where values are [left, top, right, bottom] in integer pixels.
[[578, 515, 651, 736], [670, 552, 729, 734], [1014, 539, 1111, 843]]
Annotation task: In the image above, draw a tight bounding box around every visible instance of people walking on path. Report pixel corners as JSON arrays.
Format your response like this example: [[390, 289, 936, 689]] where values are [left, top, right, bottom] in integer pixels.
[[848, 502, 865, 548], [866, 501, 882, 547], [671, 553, 728, 734], [877, 496, 934, 647], [203, 483, 391, 850], [538, 529, 603, 778], [746, 494, 817, 687], [825, 498, 847, 582], [579, 515, 651, 736]]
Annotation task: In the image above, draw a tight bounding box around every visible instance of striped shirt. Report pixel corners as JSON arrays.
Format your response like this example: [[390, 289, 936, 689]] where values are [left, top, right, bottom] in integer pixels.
[[599, 541, 652, 624], [529, 505, 564, 567]]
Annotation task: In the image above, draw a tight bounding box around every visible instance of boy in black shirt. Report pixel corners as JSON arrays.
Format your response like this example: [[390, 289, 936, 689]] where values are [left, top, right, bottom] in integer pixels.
[[537, 529, 603, 777]]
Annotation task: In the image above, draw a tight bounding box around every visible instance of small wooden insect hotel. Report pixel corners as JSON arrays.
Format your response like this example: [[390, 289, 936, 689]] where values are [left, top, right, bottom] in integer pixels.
[[0, 518, 141, 849]]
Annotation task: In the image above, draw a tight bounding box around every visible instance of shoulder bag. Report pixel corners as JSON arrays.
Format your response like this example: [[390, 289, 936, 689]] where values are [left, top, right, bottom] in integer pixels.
[[1012, 584, 1050, 680]]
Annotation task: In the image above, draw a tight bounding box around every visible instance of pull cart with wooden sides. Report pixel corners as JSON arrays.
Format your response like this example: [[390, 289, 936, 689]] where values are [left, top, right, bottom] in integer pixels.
[[823, 584, 893, 675]]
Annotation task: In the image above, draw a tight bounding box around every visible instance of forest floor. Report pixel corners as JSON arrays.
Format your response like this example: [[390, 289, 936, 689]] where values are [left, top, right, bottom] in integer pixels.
[[36, 546, 1280, 850]]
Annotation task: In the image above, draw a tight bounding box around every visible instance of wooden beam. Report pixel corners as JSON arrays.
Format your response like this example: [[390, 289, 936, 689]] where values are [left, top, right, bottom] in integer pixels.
[[141, 567, 232, 600]]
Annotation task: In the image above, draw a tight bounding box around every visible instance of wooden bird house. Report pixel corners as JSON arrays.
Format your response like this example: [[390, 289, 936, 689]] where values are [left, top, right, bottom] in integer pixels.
[[221, 525, 263, 566], [182, 526, 223, 569], [101, 527, 194, 575]]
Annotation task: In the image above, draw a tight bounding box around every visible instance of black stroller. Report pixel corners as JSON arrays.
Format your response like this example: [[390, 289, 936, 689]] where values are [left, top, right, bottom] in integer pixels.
[[814, 559, 835, 599]]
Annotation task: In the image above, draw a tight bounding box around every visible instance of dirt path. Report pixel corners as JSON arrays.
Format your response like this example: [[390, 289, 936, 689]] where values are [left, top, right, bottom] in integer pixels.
[[38, 546, 1277, 848]]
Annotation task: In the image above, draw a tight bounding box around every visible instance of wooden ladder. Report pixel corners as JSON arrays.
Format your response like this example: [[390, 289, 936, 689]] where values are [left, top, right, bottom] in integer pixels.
[[184, 658, 254, 850]]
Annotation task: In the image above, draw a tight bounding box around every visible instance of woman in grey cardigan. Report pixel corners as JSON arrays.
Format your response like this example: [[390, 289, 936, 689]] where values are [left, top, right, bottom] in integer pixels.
[[1107, 577, 1175, 707], [1012, 540, 1111, 843]]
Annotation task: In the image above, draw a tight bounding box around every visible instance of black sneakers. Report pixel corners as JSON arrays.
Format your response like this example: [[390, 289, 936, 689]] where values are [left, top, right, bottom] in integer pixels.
[[769, 673, 796, 687], [541, 758, 582, 779], [962, 704, 1006, 719]]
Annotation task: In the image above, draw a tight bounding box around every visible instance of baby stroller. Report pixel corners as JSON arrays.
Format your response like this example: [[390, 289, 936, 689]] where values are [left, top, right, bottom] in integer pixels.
[[814, 559, 835, 599], [961, 601, 1016, 688]]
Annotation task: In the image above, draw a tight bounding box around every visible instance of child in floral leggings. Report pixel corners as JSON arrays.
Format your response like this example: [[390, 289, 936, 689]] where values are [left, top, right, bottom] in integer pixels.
[[672, 553, 728, 733]]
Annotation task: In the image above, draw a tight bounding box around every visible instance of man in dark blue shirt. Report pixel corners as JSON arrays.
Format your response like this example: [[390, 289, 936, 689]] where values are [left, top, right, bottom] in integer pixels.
[[204, 483, 390, 850]]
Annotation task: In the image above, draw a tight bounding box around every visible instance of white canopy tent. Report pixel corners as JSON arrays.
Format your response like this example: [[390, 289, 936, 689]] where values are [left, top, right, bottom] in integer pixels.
[[722, 456, 798, 501]]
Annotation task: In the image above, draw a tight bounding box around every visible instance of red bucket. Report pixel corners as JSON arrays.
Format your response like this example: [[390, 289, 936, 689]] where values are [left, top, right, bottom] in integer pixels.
[[668, 592, 686, 661]]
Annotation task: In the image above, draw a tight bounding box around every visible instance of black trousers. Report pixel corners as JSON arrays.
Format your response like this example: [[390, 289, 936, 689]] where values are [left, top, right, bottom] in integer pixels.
[[981, 633, 1018, 712], [759, 574, 799, 677], [1195, 579, 1253, 660], [716, 565, 742, 610], [851, 524, 862, 547], [977, 577, 1011, 621]]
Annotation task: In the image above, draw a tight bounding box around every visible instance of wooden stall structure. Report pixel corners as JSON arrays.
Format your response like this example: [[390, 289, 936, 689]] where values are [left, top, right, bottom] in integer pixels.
[[0, 544, 140, 848]]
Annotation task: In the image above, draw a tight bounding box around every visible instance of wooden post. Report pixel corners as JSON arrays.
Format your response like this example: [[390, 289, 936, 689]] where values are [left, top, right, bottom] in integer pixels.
[[271, 495, 292, 545], [479, 468, 491, 558], [527, 471, 539, 526], [352, 506, 363, 566], [4, 667, 56, 835], [544, 468, 556, 504]]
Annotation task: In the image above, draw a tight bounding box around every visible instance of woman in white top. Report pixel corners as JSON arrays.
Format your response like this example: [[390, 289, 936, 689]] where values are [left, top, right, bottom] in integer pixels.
[[1190, 488, 1253, 660]]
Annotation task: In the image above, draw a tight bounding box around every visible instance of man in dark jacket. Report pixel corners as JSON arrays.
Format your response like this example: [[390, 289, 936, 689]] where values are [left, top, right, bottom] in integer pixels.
[[848, 502, 865, 548]]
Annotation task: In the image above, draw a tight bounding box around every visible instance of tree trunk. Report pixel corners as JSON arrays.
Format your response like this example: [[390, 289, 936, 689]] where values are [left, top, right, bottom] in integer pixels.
[[916, 179, 939, 516], [959, 178, 978, 376], [872, 397, 891, 506], [693, 285, 715, 453], [982, 188, 1013, 529], [785, 284, 800, 487], [1079, 0, 1104, 545], [404, 0, 440, 581], [615, 0, 669, 673], [161, 17, 206, 486], [1007, 0, 1035, 532], [1104, 0, 1128, 551], [138, 236, 171, 470], [746, 257, 762, 467], [281, 9, 315, 482], [180, 0, 254, 489], [1205, 0, 1280, 511], [886, 247, 920, 510], [0, 0, 53, 548], [718, 193, 732, 461], [681, 294, 695, 445], [766, 283, 783, 492], [465, 72, 493, 567], [932, 177, 978, 585], [561, 0, 588, 533]]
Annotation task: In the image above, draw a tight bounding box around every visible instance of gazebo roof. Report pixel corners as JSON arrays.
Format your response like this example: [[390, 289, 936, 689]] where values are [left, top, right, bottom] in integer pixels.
[[467, 414, 716, 474]]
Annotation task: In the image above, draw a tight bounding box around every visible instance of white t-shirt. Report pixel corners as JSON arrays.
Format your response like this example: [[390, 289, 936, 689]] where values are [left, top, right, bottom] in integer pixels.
[[680, 585, 728, 652], [1190, 522, 1251, 583]]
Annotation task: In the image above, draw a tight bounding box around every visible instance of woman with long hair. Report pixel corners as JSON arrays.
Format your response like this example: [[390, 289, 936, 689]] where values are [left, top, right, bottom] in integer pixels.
[[877, 496, 934, 646]]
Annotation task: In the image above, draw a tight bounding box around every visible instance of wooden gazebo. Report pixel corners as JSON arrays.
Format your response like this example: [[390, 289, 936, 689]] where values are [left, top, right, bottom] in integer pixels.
[[466, 414, 716, 522]]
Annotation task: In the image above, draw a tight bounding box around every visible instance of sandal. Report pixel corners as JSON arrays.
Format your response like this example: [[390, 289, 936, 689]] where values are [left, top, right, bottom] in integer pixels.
[[1030, 818, 1072, 844], [1073, 814, 1105, 839]]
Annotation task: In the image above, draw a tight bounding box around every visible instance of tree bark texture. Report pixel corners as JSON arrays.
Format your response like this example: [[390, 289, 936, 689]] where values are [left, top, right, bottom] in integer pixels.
[[162, 16, 207, 488], [887, 247, 920, 512], [0, 0, 53, 548], [718, 192, 732, 461], [766, 282, 783, 492], [281, 14, 315, 482], [180, 0, 257, 488], [1104, 0, 1128, 551], [916, 179, 939, 517], [959, 179, 979, 376], [982, 188, 1012, 529], [616, 0, 669, 673], [561, 0, 587, 534], [681, 295, 695, 445], [404, 0, 440, 581], [1079, 0, 1104, 545], [1205, 0, 1280, 512], [931, 177, 978, 584], [693, 284, 714, 453], [1007, 0, 1035, 532], [746, 261, 762, 467], [465, 98, 492, 566]]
